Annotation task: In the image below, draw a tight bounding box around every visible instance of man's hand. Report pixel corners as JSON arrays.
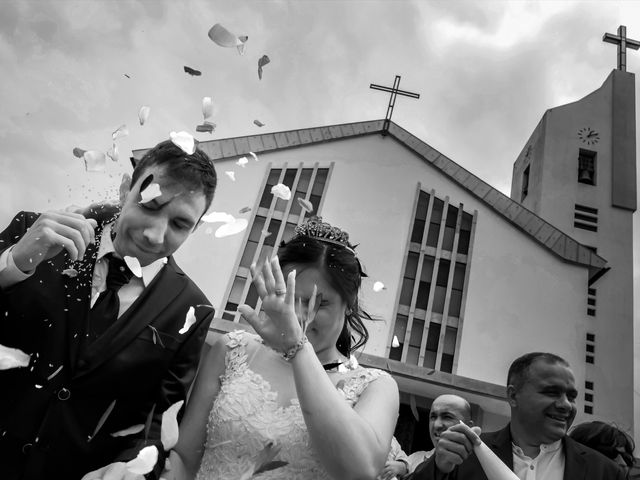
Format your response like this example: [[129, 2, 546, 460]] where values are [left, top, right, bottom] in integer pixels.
[[80, 462, 143, 480], [434, 423, 482, 474], [11, 210, 97, 272], [378, 459, 408, 479]]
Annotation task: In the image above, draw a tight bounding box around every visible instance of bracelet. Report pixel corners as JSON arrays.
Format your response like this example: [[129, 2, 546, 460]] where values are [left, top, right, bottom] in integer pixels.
[[282, 335, 308, 361]]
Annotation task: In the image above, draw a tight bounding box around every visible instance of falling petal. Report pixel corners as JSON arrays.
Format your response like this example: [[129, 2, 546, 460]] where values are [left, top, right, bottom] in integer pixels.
[[123, 256, 142, 278], [72, 147, 86, 158], [236, 157, 248, 168], [83, 151, 107, 172], [225, 171, 236, 182], [208, 23, 247, 48], [183, 66, 202, 76], [391, 335, 400, 348], [238, 206, 251, 214], [112, 124, 129, 141], [195, 123, 215, 134], [126, 445, 159, 475], [257, 55, 270, 80], [169, 131, 195, 155], [160, 400, 184, 450], [62, 268, 78, 278], [138, 106, 150, 126], [0, 344, 30, 370], [106, 143, 119, 163], [249, 151, 258, 161], [297, 198, 313, 213], [253, 120, 265, 127], [201, 211, 235, 223], [215, 218, 248, 238], [88, 399, 117, 442], [140, 183, 162, 204], [261, 229, 272, 238], [179, 307, 196, 335], [111, 424, 145, 438], [202, 97, 213, 120], [373, 281, 386, 292], [270, 183, 291, 200]]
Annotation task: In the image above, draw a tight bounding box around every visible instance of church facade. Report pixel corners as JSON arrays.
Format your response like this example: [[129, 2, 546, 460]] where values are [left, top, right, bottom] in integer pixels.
[[134, 71, 636, 452]]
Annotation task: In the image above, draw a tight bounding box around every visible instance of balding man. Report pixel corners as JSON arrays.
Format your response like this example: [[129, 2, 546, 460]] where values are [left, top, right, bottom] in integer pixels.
[[409, 352, 626, 480]]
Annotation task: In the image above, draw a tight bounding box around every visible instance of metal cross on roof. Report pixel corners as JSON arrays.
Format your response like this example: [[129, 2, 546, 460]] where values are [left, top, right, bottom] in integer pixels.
[[603, 25, 640, 72], [370, 75, 420, 135]]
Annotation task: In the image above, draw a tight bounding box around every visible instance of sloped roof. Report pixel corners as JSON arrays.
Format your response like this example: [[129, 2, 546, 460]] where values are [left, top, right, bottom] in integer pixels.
[[132, 119, 608, 280]]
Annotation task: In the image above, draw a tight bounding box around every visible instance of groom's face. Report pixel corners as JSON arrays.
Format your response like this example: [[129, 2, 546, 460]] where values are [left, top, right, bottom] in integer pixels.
[[113, 165, 206, 266]]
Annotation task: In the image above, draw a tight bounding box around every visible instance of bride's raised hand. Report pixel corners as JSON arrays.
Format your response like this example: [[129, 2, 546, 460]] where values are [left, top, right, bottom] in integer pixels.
[[238, 256, 305, 354]]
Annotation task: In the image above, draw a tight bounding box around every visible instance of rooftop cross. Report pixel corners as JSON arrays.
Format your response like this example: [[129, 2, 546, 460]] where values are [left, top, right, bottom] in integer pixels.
[[370, 75, 420, 135], [603, 25, 640, 72]]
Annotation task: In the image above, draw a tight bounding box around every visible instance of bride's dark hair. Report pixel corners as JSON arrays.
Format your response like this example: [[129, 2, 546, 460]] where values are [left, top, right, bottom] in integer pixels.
[[278, 217, 370, 357]]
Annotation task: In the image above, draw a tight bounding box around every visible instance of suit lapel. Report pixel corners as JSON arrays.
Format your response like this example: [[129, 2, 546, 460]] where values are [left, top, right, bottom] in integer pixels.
[[562, 437, 587, 480], [74, 258, 187, 378]]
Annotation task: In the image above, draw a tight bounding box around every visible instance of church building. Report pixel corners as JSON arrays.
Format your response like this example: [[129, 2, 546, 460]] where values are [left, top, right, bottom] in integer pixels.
[[133, 28, 637, 453]]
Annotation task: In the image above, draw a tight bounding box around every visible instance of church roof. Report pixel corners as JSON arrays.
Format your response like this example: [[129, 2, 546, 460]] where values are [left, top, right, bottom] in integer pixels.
[[133, 119, 608, 280]]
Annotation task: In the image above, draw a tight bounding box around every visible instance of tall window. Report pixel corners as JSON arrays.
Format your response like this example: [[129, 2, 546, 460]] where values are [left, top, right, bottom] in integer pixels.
[[578, 149, 597, 185], [222, 165, 330, 321], [389, 189, 476, 374], [521, 165, 530, 201]]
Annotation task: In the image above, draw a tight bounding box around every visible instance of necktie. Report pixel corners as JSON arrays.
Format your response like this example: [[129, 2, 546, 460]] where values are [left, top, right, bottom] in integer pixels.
[[88, 254, 134, 340]]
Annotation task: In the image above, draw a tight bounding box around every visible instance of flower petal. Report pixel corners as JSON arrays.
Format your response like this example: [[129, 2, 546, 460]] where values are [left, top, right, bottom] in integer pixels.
[[112, 124, 129, 141], [270, 183, 291, 200], [138, 106, 150, 126], [201, 211, 235, 223], [373, 281, 386, 292], [0, 344, 30, 370], [140, 183, 162, 204], [202, 97, 213, 120], [169, 131, 195, 155], [253, 119, 265, 127], [126, 445, 158, 475], [160, 400, 184, 450], [106, 143, 119, 163], [215, 218, 248, 238], [391, 335, 400, 348], [72, 147, 86, 158], [225, 171, 236, 182], [296, 198, 313, 213], [183, 65, 202, 76], [179, 307, 196, 335], [235, 157, 248, 168], [249, 151, 259, 161], [195, 123, 215, 133], [238, 206, 251, 214], [83, 151, 107, 172], [111, 424, 145, 437], [208, 24, 246, 48]]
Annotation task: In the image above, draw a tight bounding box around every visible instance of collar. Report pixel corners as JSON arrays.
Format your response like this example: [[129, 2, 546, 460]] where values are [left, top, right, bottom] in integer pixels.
[[512, 439, 563, 457], [98, 223, 167, 287]]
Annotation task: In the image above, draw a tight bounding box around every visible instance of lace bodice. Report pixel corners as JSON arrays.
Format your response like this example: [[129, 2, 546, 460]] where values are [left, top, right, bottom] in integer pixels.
[[195, 330, 389, 480]]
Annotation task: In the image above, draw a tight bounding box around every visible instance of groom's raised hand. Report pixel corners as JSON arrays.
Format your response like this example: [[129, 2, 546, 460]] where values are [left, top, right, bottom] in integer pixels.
[[11, 210, 97, 272]]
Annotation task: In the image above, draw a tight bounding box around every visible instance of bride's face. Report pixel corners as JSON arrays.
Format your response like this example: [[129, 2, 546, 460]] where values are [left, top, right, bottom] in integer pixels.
[[288, 266, 347, 361]]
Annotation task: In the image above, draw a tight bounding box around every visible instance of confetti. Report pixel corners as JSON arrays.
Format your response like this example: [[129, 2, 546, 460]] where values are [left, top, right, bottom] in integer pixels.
[[253, 120, 265, 127], [202, 97, 213, 120], [236, 157, 248, 168], [123, 256, 142, 278], [271, 183, 291, 201], [138, 106, 150, 125], [239, 206, 251, 214], [72, 147, 86, 158], [160, 400, 184, 450], [208, 23, 248, 54], [62, 268, 78, 278], [297, 198, 313, 212], [170, 131, 195, 155], [106, 143, 118, 163], [140, 183, 162, 204], [201, 211, 235, 223], [126, 445, 158, 475], [215, 218, 248, 238], [258, 55, 271, 80], [83, 151, 107, 172], [179, 307, 196, 335], [111, 424, 145, 438], [225, 171, 236, 182], [0, 344, 30, 370], [112, 124, 129, 141], [183, 66, 202, 76], [373, 281, 386, 292], [391, 335, 400, 348]]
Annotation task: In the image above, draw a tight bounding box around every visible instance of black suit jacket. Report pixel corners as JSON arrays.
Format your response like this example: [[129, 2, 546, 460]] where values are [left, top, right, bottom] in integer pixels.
[[409, 424, 626, 480], [0, 211, 215, 480]]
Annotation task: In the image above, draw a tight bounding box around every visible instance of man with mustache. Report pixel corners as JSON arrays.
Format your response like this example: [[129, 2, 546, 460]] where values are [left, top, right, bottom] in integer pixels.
[[409, 352, 626, 479]]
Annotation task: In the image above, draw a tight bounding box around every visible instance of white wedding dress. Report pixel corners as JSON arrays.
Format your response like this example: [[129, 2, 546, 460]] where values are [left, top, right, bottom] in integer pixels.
[[195, 330, 389, 480]]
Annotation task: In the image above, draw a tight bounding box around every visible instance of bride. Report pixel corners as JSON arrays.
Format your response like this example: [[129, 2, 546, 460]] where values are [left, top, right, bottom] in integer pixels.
[[164, 217, 399, 480]]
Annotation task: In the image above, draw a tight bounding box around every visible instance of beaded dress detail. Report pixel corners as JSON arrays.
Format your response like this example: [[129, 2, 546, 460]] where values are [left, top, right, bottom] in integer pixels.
[[195, 330, 389, 479]]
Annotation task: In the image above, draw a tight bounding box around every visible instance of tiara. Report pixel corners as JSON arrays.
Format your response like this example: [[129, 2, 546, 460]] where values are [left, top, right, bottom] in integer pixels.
[[294, 216, 355, 253]]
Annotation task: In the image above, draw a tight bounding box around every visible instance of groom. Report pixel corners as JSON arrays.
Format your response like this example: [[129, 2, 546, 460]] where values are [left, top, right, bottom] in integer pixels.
[[0, 138, 217, 479]]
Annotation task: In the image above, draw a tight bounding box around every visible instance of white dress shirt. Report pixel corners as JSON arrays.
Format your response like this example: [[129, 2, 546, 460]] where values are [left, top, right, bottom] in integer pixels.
[[512, 440, 565, 480], [0, 223, 167, 318]]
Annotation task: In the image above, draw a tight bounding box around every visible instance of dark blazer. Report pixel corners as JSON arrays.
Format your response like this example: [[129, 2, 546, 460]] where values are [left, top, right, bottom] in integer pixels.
[[0, 211, 215, 480], [409, 423, 626, 480]]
